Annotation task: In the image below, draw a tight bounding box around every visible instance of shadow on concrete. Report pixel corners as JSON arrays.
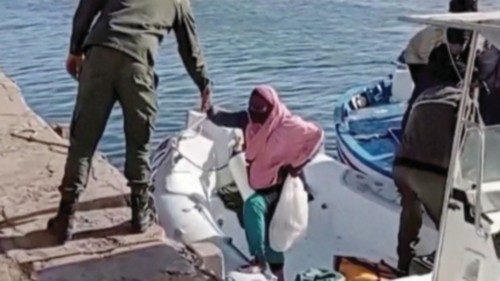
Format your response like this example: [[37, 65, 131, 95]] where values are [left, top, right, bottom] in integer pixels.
[[0, 222, 132, 252], [34, 244, 201, 281], [0, 194, 128, 230]]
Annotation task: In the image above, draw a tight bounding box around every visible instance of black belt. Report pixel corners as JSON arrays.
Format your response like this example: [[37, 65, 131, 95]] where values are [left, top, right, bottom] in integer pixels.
[[394, 157, 449, 176]]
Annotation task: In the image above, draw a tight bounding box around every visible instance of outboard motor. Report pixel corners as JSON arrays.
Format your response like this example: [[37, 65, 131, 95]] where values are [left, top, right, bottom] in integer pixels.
[[347, 79, 392, 110]]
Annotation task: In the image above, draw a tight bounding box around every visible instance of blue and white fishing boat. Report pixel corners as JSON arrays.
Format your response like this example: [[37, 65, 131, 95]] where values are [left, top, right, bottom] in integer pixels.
[[334, 65, 414, 186]]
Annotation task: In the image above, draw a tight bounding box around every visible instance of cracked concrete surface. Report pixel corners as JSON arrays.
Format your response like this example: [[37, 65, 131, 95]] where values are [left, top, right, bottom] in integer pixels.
[[0, 71, 215, 281]]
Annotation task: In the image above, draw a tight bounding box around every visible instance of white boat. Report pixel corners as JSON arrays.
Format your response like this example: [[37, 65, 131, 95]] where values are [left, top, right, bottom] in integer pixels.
[[151, 11, 500, 281], [398, 11, 500, 281], [150, 110, 437, 281]]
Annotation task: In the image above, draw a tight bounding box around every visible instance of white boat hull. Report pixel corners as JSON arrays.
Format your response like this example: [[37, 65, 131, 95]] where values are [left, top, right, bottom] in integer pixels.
[[152, 111, 438, 280]]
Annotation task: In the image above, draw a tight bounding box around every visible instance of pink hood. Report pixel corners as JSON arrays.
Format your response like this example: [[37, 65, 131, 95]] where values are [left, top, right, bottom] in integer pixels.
[[245, 85, 323, 189]]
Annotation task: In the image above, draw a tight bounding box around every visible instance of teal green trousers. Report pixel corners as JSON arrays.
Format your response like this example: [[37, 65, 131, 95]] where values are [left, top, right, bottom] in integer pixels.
[[243, 189, 285, 265], [60, 46, 158, 201]]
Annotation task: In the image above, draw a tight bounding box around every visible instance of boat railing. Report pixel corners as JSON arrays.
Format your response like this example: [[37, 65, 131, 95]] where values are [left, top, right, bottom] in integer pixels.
[[460, 123, 500, 238]]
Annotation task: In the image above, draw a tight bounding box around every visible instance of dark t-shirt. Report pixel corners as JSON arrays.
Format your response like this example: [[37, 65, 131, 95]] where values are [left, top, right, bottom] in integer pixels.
[[478, 45, 500, 125]]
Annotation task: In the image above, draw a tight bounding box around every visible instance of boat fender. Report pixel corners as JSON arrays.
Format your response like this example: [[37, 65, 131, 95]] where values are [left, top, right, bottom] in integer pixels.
[[348, 94, 368, 110]]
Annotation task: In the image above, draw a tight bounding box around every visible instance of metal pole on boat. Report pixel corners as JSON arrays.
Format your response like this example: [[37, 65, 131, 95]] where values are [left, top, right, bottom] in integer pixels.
[[473, 124, 487, 238], [433, 30, 480, 281]]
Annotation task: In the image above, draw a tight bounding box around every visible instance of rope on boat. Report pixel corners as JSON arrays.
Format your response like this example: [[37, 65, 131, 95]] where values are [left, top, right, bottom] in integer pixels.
[[155, 114, 232, 172], [177, 115, 208, 140], [172, 144, 230, 172]]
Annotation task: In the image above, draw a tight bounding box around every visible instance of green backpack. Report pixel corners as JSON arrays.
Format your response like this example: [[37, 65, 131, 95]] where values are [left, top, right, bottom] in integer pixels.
[[294, 268, 345, 281]]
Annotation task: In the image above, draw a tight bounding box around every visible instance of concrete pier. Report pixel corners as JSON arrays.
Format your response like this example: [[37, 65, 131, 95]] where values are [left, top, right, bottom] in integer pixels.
[[0, 71, 217, 280]]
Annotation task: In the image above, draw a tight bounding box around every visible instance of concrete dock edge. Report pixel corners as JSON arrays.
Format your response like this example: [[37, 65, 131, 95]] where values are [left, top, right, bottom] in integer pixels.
[[0, 71, 222, 281]]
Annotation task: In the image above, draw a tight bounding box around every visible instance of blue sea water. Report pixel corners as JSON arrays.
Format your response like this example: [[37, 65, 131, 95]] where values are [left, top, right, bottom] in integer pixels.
[[0, 0, 497, 168]]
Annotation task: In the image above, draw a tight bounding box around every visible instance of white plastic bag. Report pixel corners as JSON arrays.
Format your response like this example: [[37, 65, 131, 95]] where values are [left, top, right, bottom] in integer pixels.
[[269, 175, 309, 252]]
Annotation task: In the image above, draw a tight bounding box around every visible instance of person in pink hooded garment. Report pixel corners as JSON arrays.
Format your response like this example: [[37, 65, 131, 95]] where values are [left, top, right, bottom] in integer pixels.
[[207, 85, 323, 280]]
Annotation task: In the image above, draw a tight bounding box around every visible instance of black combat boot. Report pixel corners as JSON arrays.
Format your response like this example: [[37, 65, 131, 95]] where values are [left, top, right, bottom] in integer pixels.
[[47, 199, 77, 244], [131, 185, 156, 233]]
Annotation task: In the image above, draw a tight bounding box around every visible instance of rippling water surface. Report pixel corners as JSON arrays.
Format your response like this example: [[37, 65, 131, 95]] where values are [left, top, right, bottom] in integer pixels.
[[0, 0, 497, 167]]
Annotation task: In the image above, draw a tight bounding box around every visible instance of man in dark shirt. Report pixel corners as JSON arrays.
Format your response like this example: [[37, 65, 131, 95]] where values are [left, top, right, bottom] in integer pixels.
[[400, 0, 477, 130], [48, 0, 212, 243], [395, 0, 477, 274], [478, 44, 500, 125]]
